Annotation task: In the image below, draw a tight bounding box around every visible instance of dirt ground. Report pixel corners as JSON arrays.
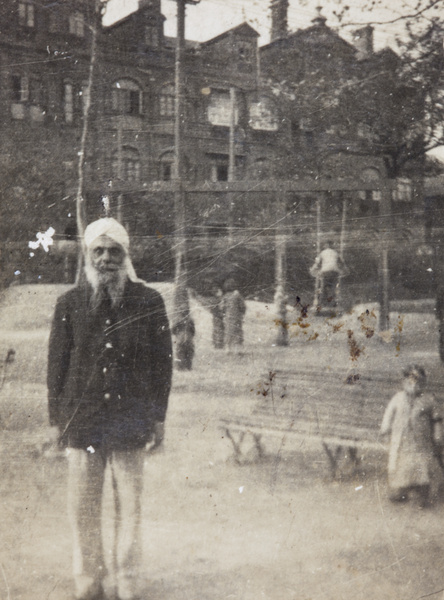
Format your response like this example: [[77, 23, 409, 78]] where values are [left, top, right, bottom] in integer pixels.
[[1, 284, 444, 600]]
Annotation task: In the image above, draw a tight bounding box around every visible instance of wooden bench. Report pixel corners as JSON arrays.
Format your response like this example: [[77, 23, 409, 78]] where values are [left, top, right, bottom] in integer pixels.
[[221, 368, 443, 478]]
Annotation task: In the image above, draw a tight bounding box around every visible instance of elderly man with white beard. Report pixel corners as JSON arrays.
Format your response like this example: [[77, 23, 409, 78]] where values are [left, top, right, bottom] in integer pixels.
[[47, 218, 173, 600]]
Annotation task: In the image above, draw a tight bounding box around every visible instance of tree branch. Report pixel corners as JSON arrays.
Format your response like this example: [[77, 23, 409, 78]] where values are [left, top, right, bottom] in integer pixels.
[[340, 0, 442, 27]]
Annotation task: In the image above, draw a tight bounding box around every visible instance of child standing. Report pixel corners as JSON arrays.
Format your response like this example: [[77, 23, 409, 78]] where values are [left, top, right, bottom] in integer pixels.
[[380, 365, 443, 507]]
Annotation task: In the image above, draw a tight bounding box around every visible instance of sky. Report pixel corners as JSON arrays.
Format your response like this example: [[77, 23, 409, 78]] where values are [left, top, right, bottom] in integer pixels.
[[103, 0, 405, 50]]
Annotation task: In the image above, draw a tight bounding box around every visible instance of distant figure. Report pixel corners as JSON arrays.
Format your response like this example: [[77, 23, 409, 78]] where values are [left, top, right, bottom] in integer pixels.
[[310, 241, 346, 309], [380, 365, 443, 508], [172, 316, 195, 370], [192, 284, 225, 349], [436, 284, 444, 362], [222, 278, 246, 352], [209, 285, 225, 349]]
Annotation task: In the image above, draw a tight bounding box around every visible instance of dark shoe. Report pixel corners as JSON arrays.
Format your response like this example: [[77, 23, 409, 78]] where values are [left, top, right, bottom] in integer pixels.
[[389, 492, 409, 503]]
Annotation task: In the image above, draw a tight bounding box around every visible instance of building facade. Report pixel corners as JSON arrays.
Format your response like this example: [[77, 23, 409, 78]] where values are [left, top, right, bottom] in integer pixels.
[[0, 0, 422, 291]]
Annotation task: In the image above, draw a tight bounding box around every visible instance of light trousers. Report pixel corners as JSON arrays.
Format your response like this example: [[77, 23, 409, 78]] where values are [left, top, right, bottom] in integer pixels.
[[67, 447, 144, 600]]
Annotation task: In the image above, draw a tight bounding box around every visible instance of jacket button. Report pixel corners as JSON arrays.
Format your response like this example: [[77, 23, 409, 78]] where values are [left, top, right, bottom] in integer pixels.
[[105, 319, 111, 325], [103, 367, 107, 373], [104, 393, 111, 400], [105, 342, 113, 349]]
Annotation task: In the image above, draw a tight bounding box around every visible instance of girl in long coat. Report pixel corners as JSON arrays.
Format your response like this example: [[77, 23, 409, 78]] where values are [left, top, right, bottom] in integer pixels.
[[380, 365, 443, 507]]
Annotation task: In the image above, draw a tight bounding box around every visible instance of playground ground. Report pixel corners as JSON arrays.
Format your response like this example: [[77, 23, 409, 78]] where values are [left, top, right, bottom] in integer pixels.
[[1, 284, 444, 600]]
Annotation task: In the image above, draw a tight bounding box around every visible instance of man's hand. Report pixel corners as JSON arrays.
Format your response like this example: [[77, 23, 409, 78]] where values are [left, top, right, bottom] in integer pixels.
[[153, 421, 165, 448], [47, 425, 60, 445], [40, 426, 62, 458]]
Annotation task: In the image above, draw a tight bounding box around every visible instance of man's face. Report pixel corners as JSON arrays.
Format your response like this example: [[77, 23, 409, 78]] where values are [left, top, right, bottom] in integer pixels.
[[88, 235, 125, 281]]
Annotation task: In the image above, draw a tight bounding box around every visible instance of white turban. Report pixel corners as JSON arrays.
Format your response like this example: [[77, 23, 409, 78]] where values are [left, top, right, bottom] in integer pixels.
[[83, 217, 142, 283], [84, 218, 130, 252]]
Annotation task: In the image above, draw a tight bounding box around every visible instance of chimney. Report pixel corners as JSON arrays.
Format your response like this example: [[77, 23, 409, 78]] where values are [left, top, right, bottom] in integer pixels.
[[353, 25, 374, 60], [312, 5, 327, 27], [139, 0, 161, 10], [270, 0, 289, 42]]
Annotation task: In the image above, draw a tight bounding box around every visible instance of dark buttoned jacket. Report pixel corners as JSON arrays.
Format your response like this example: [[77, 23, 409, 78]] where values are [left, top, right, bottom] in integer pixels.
[[47, 279, 173, 450]]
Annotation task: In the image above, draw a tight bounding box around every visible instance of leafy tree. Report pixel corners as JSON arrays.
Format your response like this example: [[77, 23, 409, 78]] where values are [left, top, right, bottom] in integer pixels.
[[0, 155, 67, 244], [262, 1, 444, 180]]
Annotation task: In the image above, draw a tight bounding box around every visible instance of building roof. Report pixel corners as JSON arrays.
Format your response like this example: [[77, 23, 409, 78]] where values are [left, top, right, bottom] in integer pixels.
[[201, 22, 260, 47], [261, 21, 356, 54], [103, 5, 165, 31], [164, 36, 201, 50]]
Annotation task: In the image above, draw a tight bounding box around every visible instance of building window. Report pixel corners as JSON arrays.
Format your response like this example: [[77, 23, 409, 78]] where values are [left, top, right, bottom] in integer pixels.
[[209, 154, 244, 181], [145, 24, 159, 47], [64, 82, 74, 123], [158, 151, 174, 181], [393, 178, 412, 202], [18, 1, 35, 27], [29, 77, 44, 106], [236, 42, 252, 61], [207, 89, 239, 127], [162, 163, 172, 181], [12, 75, 29, 102], [356, 190, 380, 217], [48, 11, 58, 32], [299, 117, 313, 131], [69, 12, 84, 37], [208, 155, 229, 182], [79, 81, 90, 116], [361, 166, 381, 200], [111, 80, 142, 116], [249, 96, 279, 131], [63, 81, 89, 123], [214, 164, 228, 182], [112, 147, 141, 182], [160, 84, 175, 117]]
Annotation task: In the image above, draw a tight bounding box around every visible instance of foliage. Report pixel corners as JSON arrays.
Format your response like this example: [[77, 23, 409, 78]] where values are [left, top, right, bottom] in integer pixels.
[[0, 155, 67, 243], [264, 1, 444, 179]]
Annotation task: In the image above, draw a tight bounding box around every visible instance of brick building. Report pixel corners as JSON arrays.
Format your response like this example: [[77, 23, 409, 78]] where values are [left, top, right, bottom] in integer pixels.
[[0, 0, 421, 291]]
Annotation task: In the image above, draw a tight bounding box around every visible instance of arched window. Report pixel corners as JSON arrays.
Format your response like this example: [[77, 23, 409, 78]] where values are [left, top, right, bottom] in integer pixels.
[[111, 80, 142, 116], [160, 84, 175, 117], [361, 167, 381, 181], [361, 167, 382, 201], [112, 147, 141, 182], [159, 150, 174, 181]]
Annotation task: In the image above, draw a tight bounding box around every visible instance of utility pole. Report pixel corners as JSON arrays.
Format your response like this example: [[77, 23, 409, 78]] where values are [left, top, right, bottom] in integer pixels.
[[171, 0, 200, 370], [75, 0, 104, 283], [379, 184, 392, 332], [227, 86, 236, 242], [116, 121, 123, 223], [274, 190, 289, 346]]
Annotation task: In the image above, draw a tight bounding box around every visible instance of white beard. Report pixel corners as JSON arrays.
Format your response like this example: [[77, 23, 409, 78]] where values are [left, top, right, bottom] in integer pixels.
[[84, 259, 128, 309]]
